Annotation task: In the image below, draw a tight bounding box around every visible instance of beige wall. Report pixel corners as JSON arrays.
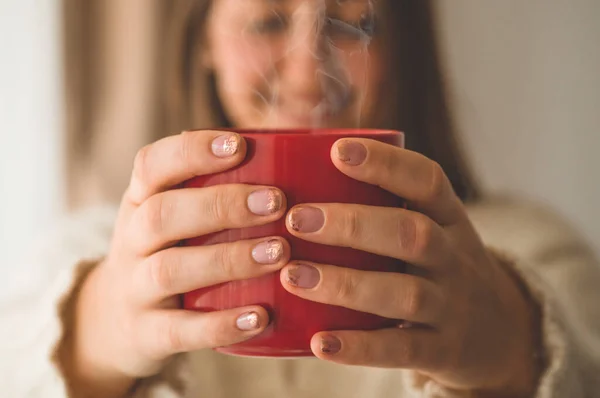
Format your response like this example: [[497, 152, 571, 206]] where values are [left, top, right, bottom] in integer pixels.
[[435, 0, 600, 255]]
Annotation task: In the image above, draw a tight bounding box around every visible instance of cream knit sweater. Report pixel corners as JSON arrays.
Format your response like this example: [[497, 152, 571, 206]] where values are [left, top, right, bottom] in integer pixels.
[[1, 198, 599, 397]]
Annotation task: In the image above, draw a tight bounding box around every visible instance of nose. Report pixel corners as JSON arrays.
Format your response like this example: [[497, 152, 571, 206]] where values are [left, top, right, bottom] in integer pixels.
[[280, 5, 332, 96]]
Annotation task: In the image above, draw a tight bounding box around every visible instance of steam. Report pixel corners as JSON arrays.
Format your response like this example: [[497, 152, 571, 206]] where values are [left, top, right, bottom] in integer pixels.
[[230, 0, 376, 129]]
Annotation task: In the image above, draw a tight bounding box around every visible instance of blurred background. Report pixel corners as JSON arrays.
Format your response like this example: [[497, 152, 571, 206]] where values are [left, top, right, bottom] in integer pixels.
[[0, 0, 599, 300]]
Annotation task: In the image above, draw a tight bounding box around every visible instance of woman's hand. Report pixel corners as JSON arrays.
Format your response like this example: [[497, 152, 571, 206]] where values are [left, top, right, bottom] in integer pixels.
[[64, 131, 290, 397], [281, 138, 542, 396]]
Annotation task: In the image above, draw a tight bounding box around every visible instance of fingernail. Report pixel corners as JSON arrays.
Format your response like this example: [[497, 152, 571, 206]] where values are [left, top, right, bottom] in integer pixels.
[[285, 264, 320, 289], [336, 140, 367, 166], [320, 335, 341, 355], [247, 189, 283, 216], [252, 239, 284, 264], [212, 134, 240, 158], [236, 312, 261, 331], [288, 207, 325, 233]]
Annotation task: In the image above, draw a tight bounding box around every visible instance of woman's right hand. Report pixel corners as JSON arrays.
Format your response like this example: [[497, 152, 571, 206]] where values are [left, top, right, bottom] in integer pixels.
[[63, 130, 290, 397]]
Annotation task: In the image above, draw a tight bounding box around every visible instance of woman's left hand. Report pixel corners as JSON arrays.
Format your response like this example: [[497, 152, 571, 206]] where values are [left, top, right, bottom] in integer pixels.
[[281, 138, 541, 396]]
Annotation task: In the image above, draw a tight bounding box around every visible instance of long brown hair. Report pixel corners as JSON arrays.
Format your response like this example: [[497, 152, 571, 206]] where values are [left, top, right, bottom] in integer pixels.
[[63, 0, 479, 208]]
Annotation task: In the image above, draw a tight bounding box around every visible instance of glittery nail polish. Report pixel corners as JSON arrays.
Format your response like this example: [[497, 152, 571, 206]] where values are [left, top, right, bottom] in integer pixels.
[[212, 134, 240, 158], [236, 312, 261, 331], [252, 239, 284, 264], [247, 189, 283, 215]]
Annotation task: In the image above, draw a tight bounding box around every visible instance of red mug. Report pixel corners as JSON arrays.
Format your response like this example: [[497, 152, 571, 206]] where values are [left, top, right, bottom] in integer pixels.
[[183, 128, 406, 357]]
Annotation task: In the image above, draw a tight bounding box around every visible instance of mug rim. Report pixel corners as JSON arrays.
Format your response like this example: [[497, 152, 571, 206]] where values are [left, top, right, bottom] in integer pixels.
[[196, 127, 403, 139]]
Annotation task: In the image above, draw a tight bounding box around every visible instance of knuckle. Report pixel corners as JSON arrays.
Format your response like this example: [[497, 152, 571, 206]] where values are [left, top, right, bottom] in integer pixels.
[[227, 187, 251, 220], [148, 250, 177, 293], [426, 161, 447, 202], [342, 209, 362, 243], [132, 145, 153, 193], [396, 214, 433, 259], [141, 195, 170, 237], [414, 216, 435, 258], [212, 244, 237, 280], [161, 313, 185, 353], [207, 186, 235, 225], [395, 215, 418, 255], [402, 279, 426, 320], [179, 130, 197, 171], [333, 269, 358, 303]]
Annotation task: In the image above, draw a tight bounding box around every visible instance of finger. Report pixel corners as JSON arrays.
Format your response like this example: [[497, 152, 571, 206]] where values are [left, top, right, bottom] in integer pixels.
[[134, 237, 291, 302], [286, 204, 450, 268], [281, 261, 444, 324], [139, 306, 269, 359], [130, 185, 286, 255], [331, 138, 466, 226], [126, 130, 247, 206], [310, 328, 442, 370]]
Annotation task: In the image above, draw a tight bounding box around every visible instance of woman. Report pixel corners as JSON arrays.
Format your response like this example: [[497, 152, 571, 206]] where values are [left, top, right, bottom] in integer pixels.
[[4, 0, 600, 397]]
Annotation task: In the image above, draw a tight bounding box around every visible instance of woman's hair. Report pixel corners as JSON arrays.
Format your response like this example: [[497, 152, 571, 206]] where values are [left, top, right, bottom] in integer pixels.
[[63, 0, 479, 208]]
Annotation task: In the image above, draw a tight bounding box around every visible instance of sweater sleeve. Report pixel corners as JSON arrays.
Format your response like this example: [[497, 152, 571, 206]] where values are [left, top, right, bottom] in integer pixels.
[[466, 199, 600, 397], [398, 199, 600, 398]]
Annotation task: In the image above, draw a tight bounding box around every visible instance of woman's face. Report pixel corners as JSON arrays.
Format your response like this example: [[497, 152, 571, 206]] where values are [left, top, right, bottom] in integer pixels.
[[204, 0, 384, 129]]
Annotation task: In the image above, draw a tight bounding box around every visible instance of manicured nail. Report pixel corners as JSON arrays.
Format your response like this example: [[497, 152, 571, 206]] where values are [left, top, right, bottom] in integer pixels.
[[247, 189, 283, 216], [236, 312, 261, 331], [288, 207, 325, 233], [212, 134, 240, 158], [285, 264, 320, 289], [336, 140, 367, 166], [252, 239, 284, 264], [320, 335, 341, 355]]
